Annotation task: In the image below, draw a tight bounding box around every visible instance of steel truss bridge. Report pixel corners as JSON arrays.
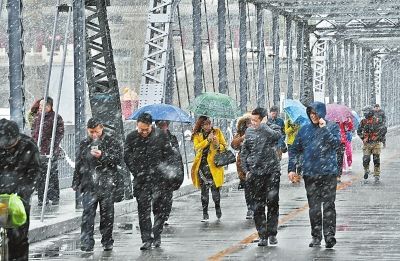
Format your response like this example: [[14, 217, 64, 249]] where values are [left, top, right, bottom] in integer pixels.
[[3, 0, 400, 139]]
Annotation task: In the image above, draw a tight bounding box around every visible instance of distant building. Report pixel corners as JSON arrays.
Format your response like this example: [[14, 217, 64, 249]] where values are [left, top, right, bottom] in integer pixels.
[[0, 108, 10, 120]]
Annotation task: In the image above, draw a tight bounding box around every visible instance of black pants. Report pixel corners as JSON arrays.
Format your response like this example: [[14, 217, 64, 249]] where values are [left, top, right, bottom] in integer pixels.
[[288, 144, 302, 175], [81, 191, 114, 248], [247, 172, 280, 239], [8, 203, 30, 260], [135, 184, 170, 243], [199, 164, 220, 214], [303, 175, 337, 240], [165, 190, 174, 221], [37, 157, 60, 202], [244, 180, 251, 211], [337, 143, 345, 177]]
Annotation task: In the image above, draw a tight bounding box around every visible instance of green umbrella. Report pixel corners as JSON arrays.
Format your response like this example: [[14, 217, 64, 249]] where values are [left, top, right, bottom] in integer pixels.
[[188, 92, 240, 119]]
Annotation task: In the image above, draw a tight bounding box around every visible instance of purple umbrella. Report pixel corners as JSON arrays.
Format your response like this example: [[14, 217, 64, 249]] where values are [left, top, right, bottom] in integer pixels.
[[326, 104, 353, 122]]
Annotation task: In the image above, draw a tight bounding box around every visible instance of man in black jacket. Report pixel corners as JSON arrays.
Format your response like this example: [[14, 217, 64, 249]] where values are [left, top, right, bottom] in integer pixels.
[[72, 118, 122, 252], [0, 118, 41, 260], [155, 120, 184, 226], [240, 108, 282, 247], [124, 113, 175, 250]]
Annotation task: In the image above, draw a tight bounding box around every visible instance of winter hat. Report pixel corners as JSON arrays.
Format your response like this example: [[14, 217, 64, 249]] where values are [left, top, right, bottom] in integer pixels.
[[362, 106, 374, 118], [0, 118, 20, 149], [270, 105, 279, 113]]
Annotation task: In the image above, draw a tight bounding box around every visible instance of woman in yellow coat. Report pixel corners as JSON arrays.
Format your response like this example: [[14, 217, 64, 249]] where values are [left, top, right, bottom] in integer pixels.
[[191, 116, 227, 222]]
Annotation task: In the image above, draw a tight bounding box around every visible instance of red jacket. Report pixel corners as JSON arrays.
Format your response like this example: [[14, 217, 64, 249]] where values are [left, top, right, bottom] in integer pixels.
[[32, 111, 65, 156]]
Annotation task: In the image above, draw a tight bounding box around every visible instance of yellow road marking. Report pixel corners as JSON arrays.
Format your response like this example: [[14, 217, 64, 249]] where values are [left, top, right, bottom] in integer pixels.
[[208, 174, 359, 261], [208, 152, 399, 260]]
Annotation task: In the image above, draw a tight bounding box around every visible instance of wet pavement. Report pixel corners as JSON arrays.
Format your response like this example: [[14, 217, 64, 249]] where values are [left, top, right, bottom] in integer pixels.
[[29, 133, 400, 260]]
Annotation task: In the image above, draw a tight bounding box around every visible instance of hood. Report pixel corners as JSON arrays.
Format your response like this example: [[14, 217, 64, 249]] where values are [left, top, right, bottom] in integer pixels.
[[306, 102, 326, 122], [362, 106, 374, 118], [236, 114, 251, 135]]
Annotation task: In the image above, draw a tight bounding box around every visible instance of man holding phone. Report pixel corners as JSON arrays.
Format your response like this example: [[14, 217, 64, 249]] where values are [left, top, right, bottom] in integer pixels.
[[288, 102, 340, 249], [72, 118, 122, 252]]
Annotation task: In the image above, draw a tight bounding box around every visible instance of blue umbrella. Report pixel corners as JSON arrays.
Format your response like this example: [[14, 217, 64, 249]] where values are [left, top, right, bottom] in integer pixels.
[[283, 99, 309, 126], [351, 110, 360, 130], [128, 104, 193, 123]]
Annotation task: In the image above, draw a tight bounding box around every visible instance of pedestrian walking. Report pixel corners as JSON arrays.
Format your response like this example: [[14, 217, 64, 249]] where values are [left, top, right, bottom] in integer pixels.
[[31, 97, 64, 206], [268, 106, 286, 160], [27, 98, 41, 130], [240, 108, 282, 247], [284, 118, 302, 183], [343, 116, 354, 171], [72, 118, 122, 252], [0, 118, 41, 260], [231, 114, 252, 219], [124, 113, 175, 250], [288, 101, 341, 249], [373, 104, 387, 148], [155, 120, 184, 226], [336, 121, 346, 183], [357, 106, 386, 182], [191, 116, 227, 222]]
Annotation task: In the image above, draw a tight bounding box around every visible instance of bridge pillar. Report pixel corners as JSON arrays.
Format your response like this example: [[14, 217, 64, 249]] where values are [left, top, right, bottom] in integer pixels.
[[272, 11, 280, 108], [256, 4, 265, 107], [285, 16, 294, 100], [238, 0, 248, 113]]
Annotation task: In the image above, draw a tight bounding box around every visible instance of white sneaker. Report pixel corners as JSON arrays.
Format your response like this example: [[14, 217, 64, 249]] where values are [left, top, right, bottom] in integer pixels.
[[348, 166, 352, 171]]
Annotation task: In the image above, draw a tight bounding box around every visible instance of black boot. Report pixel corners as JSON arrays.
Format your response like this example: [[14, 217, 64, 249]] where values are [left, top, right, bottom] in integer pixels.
[[258, 238, 268, 247], [201, 212, 209, 222], [215, 205, 222, 219], [309, 237, 322, 247], [269, 235, 278, 245], [140, 241, 152, 250], [325, 237, 336, 249]]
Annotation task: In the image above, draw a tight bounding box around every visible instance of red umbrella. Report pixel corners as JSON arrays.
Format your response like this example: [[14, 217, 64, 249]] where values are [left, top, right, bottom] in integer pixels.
[[326, 104, 353, 122]]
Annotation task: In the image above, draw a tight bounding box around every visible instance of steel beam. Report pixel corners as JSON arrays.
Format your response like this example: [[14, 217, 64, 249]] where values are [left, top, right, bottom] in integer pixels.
[[256, 4, 265, 107], [192, 0, 203, 97], [296, 21, 305, 103], [302, 23, 313, 106], [272, 12, 280, 107], [286, 16, 294, 100], [239, 0, 248, 113], [354, 46, 362, 112], [326, 41, 334, 104], [139, 0, 177, 106], [335, 41, 343, 104], [7, 0, 24, 129], [372, 56, 381, 105], [312, 39, 328, 103], [218, 0, 228, 94], [73, 0, 86, 208], [349, 42, 354, 108], [343, 41, 350, 106]]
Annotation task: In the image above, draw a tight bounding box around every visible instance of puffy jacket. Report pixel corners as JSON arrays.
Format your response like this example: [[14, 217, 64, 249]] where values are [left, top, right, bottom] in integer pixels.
[[357, 115, 386, 143], [0, 134, 41, 201], [31, 111, 64, 157], [268, 117, 286, 149], [288, 102, 340, 176], [240, 123, 281, 175], [124, 128, 175, 195], [72, 134, 123, 201]]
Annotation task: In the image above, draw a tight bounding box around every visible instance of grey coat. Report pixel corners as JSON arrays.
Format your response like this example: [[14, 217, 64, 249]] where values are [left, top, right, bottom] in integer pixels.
[[240, 123, 282, 175]]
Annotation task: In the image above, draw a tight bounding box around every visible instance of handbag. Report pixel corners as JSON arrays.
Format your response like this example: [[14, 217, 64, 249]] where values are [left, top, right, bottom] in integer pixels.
[[214, 149, 236, 167]]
